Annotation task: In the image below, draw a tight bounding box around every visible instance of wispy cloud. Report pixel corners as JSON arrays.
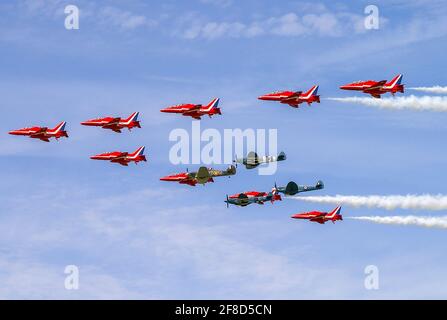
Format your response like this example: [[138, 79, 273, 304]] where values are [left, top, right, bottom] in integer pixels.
[[98, 6, 158, 30], [178, 10, 365, 40], [200, 0, 233, 8], [0, 184, 355, 299]]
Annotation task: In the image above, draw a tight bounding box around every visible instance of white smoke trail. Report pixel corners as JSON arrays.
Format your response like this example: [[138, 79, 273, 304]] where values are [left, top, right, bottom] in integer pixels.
[[293, 195, 447, 211], [349, 216, 447, 229], [328, 95, 447, 112], [408, 86, 447, 94]]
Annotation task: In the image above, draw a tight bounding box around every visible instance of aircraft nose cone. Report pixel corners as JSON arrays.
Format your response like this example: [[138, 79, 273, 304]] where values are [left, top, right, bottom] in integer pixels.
[[339, 84, 350, 90]]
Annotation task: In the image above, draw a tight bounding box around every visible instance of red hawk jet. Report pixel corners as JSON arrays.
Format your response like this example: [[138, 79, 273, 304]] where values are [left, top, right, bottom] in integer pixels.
[[160, 98, 221, 120], [90, 146, 146, 166], [160, 165, 236, 186], [291, 206, 343, 224], [258, 85, 320, 108], [340, 74, 404, 98], [8, 121, 68, 142], [81, 112, 140, 133], [225, 189, 282, 207]]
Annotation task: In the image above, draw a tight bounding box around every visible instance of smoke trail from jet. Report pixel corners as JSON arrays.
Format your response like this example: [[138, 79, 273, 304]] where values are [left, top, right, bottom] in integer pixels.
[[349, 216, 447, 229], [327, 95, 447, 112], [292, 195, 447, 211], [408, 86, 447, 94]]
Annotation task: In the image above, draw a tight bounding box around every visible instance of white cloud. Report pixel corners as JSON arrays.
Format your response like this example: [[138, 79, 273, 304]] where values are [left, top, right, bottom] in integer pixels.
[[200, 0, 233, 8], [0, 184, 357, 299], [178, 10, 365, 40], [98, 6, 157, 30]]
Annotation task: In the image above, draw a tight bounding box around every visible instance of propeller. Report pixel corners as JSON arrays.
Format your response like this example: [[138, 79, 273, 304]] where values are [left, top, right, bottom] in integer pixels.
[[233, 154, 238, 168], [225, 195, 229, 208]]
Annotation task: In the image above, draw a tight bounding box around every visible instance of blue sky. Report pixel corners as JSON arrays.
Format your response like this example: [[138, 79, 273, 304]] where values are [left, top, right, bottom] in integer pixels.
[[1, 0, 447, 299]]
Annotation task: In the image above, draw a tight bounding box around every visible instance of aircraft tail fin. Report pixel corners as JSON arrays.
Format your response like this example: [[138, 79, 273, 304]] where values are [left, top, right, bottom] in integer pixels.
[[201, 98, 220, 112], [385, 74, 403, 88], [129, 146, 146, 160], [123, 112, 139, 124], [50, 121, 66, 133], [327, 206, 342, 219], [302, 85, 319, 99], [277, 151, 286, 161]]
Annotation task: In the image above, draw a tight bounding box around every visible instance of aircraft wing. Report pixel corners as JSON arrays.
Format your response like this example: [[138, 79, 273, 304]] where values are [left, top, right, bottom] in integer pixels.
[[282, 91, 302, 101], [364, 80, 387, 92], [182, 112, 202, 120], [102, 118, 122, 130], [110, 152, 128, 161], [116, 161, 129, 166], [310, 218, 326, 224], [182, 105, 202, 114], [30, 127, 48, 137], [195, 167, 211, 184], [235, 193, 253, 206]]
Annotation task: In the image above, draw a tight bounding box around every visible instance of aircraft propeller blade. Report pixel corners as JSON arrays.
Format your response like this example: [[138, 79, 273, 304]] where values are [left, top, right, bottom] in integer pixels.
[[226, 195, 229, 208], [233, 154, 238, 168]]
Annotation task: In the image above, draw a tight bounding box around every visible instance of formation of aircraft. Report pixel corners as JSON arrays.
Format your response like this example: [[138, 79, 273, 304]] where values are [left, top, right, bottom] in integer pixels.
[[234, 151, 286, 169], [225, 188, 281, 207], [90, 146, 146, 166], [160, 165, 236, 186], [9, 121, 68, 142], [10, 75, 409, 223], [340, 74, 404, 98], [258, 85, 320, 107], [275, 180, 324, 196], [291, 206, 343, 224], [81, 112, 140, 133], [160, 98, 221, 120]]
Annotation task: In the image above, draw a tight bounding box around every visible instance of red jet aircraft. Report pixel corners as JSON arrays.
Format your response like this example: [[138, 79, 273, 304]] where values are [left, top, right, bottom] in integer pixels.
[[160, 165, 236, 186], [291, 206, 343, 224], [9, 121, 68, 142], [81, 112, 140, 133], [160, 98, 221, 120], [258, 85, 320, 107], [339, 74, 404, 98], [159, 171, 205, 186], [90, 146, 146, 166]]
